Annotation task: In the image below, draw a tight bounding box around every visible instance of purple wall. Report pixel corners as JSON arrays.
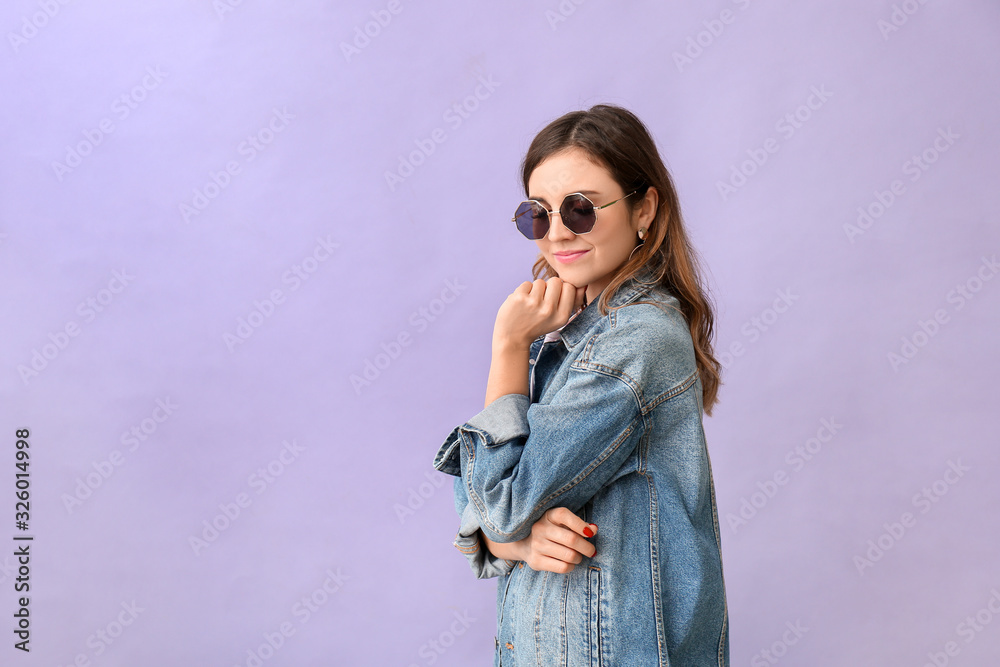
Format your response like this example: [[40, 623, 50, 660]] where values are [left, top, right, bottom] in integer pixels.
[[2, 1, 998, 665]]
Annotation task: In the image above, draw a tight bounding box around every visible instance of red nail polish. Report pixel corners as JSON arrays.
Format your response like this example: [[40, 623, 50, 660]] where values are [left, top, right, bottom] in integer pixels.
[[583, 526, 594, 538]]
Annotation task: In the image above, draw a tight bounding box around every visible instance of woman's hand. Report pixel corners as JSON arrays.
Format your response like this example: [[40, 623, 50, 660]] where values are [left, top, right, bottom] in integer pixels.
[[481, 507, 598, 574], [492, 277, 586, 352]]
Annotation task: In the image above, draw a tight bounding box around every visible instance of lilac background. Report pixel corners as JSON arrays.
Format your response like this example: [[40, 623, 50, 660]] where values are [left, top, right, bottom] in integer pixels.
[[1, 1, 998, 665]]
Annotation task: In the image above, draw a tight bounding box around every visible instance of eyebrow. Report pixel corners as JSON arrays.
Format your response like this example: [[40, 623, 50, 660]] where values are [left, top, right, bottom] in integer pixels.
[[527, 190, 602, 206]]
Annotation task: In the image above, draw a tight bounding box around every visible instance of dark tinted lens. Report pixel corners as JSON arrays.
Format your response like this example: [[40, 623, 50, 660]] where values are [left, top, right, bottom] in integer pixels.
[[514, 201, 548, 239], [561, 194, 597, 234]]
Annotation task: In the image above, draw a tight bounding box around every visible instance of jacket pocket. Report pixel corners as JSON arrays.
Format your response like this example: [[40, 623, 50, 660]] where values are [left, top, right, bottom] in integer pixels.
[[587, 565, 603, 667]]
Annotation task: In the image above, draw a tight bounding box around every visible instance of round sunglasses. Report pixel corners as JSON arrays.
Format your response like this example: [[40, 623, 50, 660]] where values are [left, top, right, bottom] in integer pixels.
[[512, 191, 638, 240]]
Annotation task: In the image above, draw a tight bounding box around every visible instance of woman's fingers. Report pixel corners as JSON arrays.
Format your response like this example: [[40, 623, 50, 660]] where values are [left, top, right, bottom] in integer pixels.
[[545, 507, 598, 537], [495, 278, 585, 350], [540, 508, 598, 558]]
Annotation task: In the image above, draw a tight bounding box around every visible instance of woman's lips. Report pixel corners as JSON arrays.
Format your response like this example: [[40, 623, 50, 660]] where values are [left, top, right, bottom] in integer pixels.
[[553, 250, 589, 264]]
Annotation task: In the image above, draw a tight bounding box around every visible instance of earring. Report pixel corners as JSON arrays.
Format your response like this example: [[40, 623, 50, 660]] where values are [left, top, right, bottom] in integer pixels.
[[628, 227, 647, 261]]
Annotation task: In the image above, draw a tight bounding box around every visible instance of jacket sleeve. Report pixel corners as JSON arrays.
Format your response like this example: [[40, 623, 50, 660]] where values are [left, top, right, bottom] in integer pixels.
[[432, 361, 642, 544], [449, 475, 517, 579]]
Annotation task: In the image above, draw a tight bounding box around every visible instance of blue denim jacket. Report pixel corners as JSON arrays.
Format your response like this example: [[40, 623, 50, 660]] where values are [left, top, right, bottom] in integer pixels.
[[432, 268, 729, 666]]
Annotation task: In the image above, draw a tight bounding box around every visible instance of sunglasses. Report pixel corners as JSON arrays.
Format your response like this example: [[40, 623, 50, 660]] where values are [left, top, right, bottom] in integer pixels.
[[512, 190, 638, 240]]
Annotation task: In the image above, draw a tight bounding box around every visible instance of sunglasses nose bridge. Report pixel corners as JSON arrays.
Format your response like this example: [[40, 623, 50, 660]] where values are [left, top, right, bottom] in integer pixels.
[[543, 207, 576, 241]]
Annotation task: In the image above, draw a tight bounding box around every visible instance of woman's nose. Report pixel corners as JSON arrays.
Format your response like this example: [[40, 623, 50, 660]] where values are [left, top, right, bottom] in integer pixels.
[[546, 211, 575, 242]]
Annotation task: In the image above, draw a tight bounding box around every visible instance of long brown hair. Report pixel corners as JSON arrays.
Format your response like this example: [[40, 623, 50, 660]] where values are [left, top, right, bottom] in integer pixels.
[[521, 104, 722, 415]]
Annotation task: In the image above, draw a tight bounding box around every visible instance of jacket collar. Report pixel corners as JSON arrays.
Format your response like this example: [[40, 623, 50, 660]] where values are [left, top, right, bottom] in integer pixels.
[[553, 265, 659, 350]]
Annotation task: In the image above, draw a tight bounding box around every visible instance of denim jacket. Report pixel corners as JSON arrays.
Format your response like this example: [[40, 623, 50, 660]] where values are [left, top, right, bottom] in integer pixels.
[[432, 268, 729, 666]]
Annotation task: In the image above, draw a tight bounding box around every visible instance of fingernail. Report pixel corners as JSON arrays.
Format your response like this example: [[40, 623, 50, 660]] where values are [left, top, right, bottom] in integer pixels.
[[583, 524, 596, 538]]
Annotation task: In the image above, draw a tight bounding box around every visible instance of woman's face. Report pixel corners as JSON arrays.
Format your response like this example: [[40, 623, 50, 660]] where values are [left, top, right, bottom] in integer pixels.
[[527, 147, 649, 304]]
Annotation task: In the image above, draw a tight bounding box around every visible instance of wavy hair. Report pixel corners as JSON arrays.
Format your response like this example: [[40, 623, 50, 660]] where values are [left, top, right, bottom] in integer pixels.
[[521, 104, 722, 414]]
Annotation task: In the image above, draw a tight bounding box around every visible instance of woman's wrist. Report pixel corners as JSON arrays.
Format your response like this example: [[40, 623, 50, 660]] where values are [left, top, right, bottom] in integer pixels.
[[484, 344, 530, 408], [478, 529, 524, 562]]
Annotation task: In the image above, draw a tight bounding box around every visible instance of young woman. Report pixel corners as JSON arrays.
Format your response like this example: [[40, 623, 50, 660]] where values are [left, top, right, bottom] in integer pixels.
[[432, 104, 729, 666]]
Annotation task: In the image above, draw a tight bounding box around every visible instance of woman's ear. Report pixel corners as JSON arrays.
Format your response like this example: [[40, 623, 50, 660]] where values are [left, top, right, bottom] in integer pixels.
[[636, 187, 658, 229]]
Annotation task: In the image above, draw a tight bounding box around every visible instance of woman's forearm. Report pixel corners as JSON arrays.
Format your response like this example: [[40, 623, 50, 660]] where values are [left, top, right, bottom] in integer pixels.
[[484, 342, 530, 408], [478, 528, 524, 561]]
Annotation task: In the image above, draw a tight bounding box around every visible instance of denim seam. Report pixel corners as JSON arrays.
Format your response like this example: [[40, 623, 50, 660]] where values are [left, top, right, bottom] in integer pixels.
[[703, 443, 729, 667], [466, 370, 642, 542], [533, 412, 638, 519], [645, 473, 669, 667], [645, 370, 699, 414], [533, 570, 549, 666]]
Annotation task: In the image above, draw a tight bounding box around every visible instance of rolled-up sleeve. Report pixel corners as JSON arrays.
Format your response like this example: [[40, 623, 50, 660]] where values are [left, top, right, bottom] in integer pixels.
[[432, 365, 642, 546], [450, 476, 517, 579]]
